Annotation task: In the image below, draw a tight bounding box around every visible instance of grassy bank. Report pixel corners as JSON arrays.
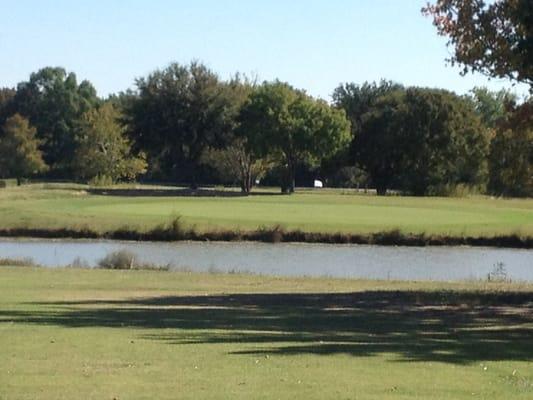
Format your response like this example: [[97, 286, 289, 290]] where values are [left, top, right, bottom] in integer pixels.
[[1, 266, 533, 399], [1, 222, 532, 248], [0, 183, 532, 246]]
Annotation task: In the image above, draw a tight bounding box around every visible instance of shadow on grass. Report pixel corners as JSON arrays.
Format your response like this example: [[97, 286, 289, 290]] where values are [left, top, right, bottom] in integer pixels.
[[3, 290, 533, 364], [87, 188, 281, 197]]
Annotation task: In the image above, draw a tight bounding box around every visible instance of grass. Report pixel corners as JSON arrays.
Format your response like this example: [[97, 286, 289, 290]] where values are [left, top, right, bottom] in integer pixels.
[[1, 266, 533, 399], [97, 249, 170, 271], [0, 183, 532, 239], [0, 257, 37, 267]]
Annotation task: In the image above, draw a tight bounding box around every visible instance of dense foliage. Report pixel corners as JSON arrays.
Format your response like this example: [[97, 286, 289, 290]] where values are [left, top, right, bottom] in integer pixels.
[[0, 61, 530, 197], [488, 101, 533, 197], [72, 103, 147, 183], [423, 0, 533, 87], [239, 82, 350, 193], [0, 114, 47, 182], [13, 67, 99, 174], [336, 86, 489, 195], [123, 62, 238, 187]]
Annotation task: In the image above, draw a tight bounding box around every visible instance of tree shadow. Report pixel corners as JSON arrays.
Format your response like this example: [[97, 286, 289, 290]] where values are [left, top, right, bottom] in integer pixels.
[[86, 188, 281, 197], [3, 290, 533, 364]]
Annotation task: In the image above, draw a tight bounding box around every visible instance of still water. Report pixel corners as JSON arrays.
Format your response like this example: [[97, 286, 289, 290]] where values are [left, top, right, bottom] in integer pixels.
[[1, 239, 532, 282]]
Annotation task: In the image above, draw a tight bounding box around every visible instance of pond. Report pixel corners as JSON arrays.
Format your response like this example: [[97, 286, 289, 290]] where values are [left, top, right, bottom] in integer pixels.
[[0, 239, 532, 282]]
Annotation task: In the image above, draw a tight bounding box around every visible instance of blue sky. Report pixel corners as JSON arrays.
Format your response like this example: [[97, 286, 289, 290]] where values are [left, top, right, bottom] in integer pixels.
[[1, 0, 529, 99]]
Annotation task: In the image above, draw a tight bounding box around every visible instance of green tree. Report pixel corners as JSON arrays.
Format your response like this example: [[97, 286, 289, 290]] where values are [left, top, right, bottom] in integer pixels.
[[201, 138, 273, 193], [424, 1, 532, 197], [488, 100, 533, 197], [332, 81, 404, 190], [398, 88, 489, 195], [199, 74, 269, 193], [352, 89, 407, 195], [423, 0, 533, 87], [0, 88, 16, 126], [14, 67, 99, 172], [0, 114, 47, 182], [470, 87, 517, 129], [333, 80, 403, 139], [73, 103, 147, 183], [239, 82, 350, 193], [124, 62, 238, 187], [352, 88, 489, 195]]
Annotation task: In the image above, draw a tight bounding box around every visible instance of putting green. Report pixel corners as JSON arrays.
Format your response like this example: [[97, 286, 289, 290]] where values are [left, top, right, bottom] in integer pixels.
[[0, 185, 532, 235]]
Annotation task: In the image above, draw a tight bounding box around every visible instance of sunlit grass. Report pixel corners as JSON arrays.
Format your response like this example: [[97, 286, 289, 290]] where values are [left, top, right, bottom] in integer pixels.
[[1, 267, 532, 399], [0, 183, 531, 237]]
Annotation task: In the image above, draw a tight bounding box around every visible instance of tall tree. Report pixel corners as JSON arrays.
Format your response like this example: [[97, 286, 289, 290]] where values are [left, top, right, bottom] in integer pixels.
[[124, 62, 238, 187], [350, 88, 489, 195], [352, 89, 406, 195], [398, 88, 489, 195], [332, 80, 403, 138], [488, 100, 532, 197], [13, 67, 99, 172], [72, 103, 147, 183], [0, 114, 47, 182], [333, 81, 404, 193], [199, 75, 272, 193], [0, 88, 16, 126], [423, 0, 533, 87], [239, 82, 351, 193]]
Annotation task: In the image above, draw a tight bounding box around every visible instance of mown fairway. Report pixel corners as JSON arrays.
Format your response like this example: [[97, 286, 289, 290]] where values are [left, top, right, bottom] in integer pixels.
[[1, 267, 533, 399], [0, 184, 532, 236]]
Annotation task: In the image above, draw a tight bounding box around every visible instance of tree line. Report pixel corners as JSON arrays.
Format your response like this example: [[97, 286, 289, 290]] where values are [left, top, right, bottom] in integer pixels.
[[0, 63, 530, 196], [1, 0, 531, 196]]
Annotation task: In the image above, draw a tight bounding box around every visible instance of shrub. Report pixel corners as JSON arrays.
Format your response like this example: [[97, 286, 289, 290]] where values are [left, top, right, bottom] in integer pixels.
[[426, 183, 484, 197], [0, 257, 37, 267], [97, 250, 170, 271], [67, 257, 90, 269], [97, 250, 135, 269], [257, 224, 285, 243], [149, 216, 190, 240]]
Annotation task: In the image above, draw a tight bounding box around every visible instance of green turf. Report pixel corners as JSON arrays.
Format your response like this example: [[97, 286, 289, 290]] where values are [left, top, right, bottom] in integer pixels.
[[1, 267, 532, 399], [0, 184, 532, 237]]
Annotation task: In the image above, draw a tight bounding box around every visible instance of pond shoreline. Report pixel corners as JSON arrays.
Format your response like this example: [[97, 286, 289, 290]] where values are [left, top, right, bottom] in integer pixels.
[[0, 225, 531, 249], [1, 237, 532, 282]]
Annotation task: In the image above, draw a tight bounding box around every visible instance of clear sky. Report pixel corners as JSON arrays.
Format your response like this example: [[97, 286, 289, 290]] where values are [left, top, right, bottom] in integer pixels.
[[1, 0, 529, 100]]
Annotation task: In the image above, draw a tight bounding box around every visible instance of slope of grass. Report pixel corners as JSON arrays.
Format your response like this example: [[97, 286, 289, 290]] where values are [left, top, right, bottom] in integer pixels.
[[1, 267, 533, 399], [0, 184, 532, 237]]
